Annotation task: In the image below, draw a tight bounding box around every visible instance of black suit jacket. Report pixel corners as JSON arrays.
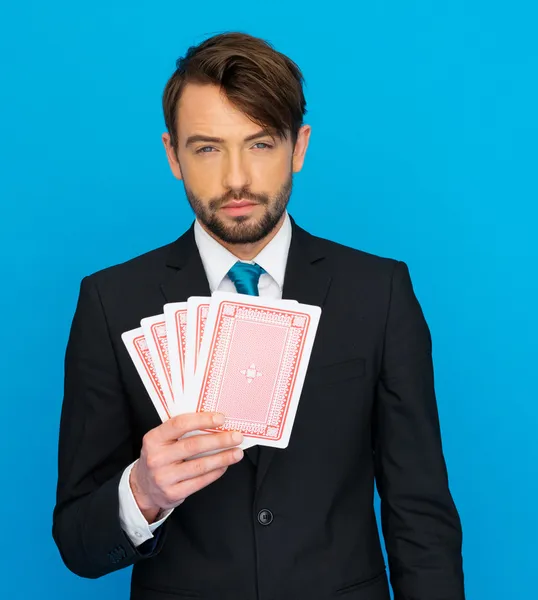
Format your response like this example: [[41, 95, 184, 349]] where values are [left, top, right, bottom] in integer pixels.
[[53, 217, 464, 600]]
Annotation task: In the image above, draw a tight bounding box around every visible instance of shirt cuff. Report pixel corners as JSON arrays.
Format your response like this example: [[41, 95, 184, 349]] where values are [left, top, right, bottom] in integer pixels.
[[118, 460, 175, 547]]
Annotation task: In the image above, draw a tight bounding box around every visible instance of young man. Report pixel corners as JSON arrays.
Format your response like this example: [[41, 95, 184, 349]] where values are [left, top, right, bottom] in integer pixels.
[[53, 32, 465, 600]]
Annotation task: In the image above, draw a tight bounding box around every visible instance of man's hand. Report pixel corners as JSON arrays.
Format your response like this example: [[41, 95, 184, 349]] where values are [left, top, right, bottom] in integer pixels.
[[130, 412, 244, 523]]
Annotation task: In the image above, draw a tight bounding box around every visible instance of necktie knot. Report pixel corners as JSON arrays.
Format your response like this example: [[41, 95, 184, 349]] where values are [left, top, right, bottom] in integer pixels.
[[227, 261, 266, 296]]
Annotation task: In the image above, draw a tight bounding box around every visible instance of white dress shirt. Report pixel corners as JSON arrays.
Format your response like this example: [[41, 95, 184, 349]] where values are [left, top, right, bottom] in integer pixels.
[[119, 212, 292, 547]]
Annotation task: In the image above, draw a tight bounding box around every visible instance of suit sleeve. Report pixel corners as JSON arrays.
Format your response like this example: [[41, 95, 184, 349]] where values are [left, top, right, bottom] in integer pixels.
[[373, 261, 465, 600], [52, 276, 167, 578]]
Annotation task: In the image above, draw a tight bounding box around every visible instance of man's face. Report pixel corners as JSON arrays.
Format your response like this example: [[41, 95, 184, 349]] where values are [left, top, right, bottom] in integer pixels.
[[163, 83, 311, 244]]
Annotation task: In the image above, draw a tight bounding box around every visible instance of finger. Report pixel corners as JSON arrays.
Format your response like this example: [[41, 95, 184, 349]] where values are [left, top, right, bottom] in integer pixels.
[[158, 412, 226, 443], [154, 447, 242, 489], [146, 431, 243, 470], [165, 467, 229, 505], [179, 447, 244, 482], [157, 447, 242, 488], [172, 431, 244, 462]]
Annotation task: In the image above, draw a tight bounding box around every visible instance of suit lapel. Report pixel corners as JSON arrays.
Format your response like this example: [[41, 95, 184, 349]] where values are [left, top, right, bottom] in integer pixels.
[[255, 218, 333, 491], [160, 224, 211, 303]]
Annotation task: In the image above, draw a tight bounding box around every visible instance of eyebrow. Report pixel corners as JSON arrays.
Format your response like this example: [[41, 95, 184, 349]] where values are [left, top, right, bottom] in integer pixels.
[[185, 129, 276, 148]]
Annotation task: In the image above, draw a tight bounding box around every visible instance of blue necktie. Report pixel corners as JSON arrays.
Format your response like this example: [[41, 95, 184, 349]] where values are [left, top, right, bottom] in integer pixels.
[[227, 262, 266, 296]]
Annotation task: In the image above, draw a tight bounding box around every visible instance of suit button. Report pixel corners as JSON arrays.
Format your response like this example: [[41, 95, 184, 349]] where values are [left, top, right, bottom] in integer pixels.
[[257, 509, 273, 525]]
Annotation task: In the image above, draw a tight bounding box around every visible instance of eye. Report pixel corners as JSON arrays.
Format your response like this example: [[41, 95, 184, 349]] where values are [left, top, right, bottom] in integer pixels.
[[252, 142, 273, 150], [195, 146, 216, 154]]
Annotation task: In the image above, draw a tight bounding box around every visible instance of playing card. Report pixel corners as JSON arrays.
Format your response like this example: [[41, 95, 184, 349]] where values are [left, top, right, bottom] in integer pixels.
[[184, 296, 299, 396], [163, 302, 188, 407], [121, 327, 172, 422], [140, 314, 174, 412], [122, 322, 255, 458], [185, 292, 321, 449], [183, 297, 211, 396]]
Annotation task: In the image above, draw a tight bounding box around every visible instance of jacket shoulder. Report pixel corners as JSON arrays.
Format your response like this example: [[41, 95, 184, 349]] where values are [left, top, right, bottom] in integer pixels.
[[306, 230, 402, 275], [83, 241, 176, 290]]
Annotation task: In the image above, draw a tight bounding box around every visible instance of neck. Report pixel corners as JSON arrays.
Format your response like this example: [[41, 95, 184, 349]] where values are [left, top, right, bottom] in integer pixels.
[[200, 214, 286, 261]]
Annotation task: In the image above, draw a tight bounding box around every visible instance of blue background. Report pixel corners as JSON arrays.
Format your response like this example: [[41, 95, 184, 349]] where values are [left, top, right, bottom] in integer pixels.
[[1, 1, 536, 598]]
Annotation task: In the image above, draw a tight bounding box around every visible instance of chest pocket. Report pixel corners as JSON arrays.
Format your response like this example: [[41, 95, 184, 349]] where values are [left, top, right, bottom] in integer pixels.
[[305, 356, 365, 387]]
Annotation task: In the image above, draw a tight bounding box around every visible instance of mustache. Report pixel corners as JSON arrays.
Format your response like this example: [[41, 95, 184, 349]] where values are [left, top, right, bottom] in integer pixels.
[[209, 189, 270, 211]]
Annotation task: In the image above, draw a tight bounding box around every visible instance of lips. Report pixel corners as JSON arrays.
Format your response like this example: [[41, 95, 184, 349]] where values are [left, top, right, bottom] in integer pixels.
[[220, 201, 259, 217], [222, 200, 257, 208]]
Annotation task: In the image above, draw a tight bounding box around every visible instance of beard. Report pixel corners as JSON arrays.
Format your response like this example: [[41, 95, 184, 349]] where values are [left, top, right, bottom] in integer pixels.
[[184, 173, 293, 245]]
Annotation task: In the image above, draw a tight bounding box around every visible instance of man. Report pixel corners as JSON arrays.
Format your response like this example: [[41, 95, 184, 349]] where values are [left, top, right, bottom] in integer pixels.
[[53, 31, 465, 600]]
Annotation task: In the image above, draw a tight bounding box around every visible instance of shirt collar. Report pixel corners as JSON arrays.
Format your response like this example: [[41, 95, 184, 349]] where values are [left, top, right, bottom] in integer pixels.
[[193, 211, 292, 293]]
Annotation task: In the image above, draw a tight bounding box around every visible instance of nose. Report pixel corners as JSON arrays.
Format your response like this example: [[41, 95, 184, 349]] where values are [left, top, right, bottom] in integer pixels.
[[222, 150, 251, 191]]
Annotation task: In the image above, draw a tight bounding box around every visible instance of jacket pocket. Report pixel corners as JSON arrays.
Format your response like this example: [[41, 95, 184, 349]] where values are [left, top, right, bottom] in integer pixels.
[[333, 570, 387, 596]]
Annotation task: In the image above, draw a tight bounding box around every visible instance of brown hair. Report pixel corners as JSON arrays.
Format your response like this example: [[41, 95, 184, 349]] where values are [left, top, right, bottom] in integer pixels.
[[162, 32, 307, 150]]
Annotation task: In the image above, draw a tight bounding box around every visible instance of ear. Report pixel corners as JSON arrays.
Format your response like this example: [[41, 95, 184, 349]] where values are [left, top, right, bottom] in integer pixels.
[[292, 124, 312, 173], [162, 132, 183, 180]]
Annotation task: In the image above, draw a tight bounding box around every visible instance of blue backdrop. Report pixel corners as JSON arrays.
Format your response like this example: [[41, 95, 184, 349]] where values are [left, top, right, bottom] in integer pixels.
[[1, 1, 536, 598]]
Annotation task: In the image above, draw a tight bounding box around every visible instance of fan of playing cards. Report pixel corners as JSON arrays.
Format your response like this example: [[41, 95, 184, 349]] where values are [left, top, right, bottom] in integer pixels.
[[122, 292, 321, 451]]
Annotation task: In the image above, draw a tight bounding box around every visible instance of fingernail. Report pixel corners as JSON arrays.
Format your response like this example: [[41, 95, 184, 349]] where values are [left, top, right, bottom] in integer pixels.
[[213, 413, 226, 425], [233, 449, 244, 460], [231, 431, 243, 443]]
